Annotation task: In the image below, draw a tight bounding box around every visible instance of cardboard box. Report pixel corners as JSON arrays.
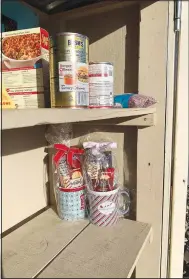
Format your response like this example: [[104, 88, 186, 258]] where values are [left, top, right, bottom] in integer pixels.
[[1, 27, 49, 108]]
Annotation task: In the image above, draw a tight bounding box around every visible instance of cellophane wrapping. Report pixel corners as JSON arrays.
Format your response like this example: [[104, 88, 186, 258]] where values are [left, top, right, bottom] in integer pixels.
[[45, 124, 86, 221], [81, 132, 119, 192]]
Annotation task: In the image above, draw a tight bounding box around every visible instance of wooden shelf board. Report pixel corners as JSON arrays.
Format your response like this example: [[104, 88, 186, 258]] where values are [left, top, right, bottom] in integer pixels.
[[2, 208, 151, 279], [2, 107, 156, 130], [2, 209, 89, 278], [38, 219, 151, 278]]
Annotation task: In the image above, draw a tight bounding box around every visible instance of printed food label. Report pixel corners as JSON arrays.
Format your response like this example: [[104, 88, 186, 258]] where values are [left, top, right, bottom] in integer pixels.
[[98, 201, 115, 215], [56, 34, 89, 63], [89, 63, 113, 107], [58, 61, 89, 106], [2, 68, 44, 88], [1, 84, 16, 108], [5, 87, 44, 108]]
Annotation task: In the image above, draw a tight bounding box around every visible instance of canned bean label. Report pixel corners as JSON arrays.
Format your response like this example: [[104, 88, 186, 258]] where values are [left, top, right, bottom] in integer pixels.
[[89, 62, 114, 108], [50, 33, 89, 108], [58, 61, 89, 106]]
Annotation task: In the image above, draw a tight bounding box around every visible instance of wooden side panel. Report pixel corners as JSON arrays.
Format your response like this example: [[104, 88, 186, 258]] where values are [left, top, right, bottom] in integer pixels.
[[136, 1, 169, 277], [161, 1, 175, 277], [2, 126, 48, 232], [169, 2, 189, 277]]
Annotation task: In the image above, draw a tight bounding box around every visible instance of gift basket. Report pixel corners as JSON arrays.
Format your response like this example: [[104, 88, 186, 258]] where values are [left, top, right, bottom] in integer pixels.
[[45, 124, 86, 221], [81, 132, 131, 227]]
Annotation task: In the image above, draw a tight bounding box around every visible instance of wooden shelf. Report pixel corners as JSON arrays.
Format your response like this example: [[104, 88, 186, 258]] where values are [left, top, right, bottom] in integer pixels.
[[2, 107, 156, 130], [2, 209, 89, 278], [3, 208, 152, 278]]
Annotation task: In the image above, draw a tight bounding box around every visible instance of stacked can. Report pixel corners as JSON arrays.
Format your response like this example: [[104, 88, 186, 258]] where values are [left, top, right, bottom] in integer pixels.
[[89, 62, 114, 108], [50, 32, 89, 108]]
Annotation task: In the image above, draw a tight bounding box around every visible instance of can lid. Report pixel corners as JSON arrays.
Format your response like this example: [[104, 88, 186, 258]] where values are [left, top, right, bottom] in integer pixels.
[[89, 61, 113, 66], [55, 32, 89, 40]]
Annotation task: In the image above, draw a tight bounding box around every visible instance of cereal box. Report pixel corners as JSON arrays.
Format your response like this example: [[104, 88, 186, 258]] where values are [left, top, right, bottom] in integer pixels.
[[1, 27, 50, 109]]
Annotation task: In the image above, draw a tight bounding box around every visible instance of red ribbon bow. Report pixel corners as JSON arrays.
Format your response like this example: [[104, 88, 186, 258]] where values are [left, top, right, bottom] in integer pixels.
[[53, 144, 84, 168]]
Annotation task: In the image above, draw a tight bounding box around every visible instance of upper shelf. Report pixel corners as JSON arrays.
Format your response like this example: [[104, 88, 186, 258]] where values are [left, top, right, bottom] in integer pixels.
[[2, 107, 156, 130]]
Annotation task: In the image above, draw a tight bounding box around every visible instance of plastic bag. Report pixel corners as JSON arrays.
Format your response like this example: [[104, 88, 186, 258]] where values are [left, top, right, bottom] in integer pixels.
[[83, 141, 118, 192], [81, 133, 131, 227], [114, 93, 157, 108], [45, 124, 86, 221]]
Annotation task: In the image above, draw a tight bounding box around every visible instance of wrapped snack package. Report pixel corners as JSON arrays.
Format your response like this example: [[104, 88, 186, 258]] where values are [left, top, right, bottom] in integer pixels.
[[45, 124, 86, 221], [114, 93, 157, 108], [82, 137, 131, 227], [53, 144, 84, 189], [83, 141, 118, 192]]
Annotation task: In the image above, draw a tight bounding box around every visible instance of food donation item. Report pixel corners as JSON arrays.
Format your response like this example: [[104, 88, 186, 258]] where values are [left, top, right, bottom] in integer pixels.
[[89, 62, 114, 108], [83, 141, 130, 227], [53, 143, 86, 221], [83, 142, 117, 192], [87, 187, 130, 227], [1, 27, 49, 109], [53, 144, 84, 189], [114, 93, 157, 108], [50, 32, 89, 108]]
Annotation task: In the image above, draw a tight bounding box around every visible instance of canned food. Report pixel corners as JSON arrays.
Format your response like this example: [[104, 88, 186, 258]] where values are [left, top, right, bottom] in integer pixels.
[[50, 32, 89, 108], [89, 62, 114, 108], [49, 37, 57, 78]]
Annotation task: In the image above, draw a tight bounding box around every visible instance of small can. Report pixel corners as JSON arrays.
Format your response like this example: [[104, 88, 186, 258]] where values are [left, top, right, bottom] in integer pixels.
[[89, 62, 114, 108], [50, 32, 89, 108]]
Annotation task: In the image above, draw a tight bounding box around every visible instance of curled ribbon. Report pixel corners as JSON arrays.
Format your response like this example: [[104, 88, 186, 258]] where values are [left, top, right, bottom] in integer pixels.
[[53, 144, 84, 168], [83, 142, 117, 156]]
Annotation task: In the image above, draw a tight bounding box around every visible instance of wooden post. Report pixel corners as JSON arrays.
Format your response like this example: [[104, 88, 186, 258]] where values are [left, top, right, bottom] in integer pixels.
[[136, 1, 169, 277]]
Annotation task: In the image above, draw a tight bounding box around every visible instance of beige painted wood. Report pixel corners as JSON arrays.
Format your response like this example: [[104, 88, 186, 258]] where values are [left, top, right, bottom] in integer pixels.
[[2, 108, 155, 130], [136, 1, 169, 277], [161, 1, 175, 277], [38, 219, 152, 278], [76, 112, 156, 127], [62, 1, 138, 20], [66, 5, 139, 94], [2, 208, 89, 278], [2, 126, 48, 232], [169, 2, 189, 277]]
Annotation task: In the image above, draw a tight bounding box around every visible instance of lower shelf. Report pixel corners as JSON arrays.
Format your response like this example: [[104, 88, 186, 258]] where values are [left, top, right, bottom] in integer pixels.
[[2, 208, 152, 278]]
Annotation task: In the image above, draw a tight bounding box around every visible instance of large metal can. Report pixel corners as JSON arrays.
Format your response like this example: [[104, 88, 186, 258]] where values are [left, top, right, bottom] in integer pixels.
[[50, 32, 89, 108], [89, 62, 114, 108]]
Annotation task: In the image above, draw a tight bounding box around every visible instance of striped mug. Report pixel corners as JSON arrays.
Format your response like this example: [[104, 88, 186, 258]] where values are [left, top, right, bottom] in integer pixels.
[[88, 188, 130, 227]]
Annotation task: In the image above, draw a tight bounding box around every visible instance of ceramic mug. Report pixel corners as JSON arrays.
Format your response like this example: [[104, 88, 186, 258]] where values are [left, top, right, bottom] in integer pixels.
[[57, 186, 86, 221], [88, 187, 130, 227]]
